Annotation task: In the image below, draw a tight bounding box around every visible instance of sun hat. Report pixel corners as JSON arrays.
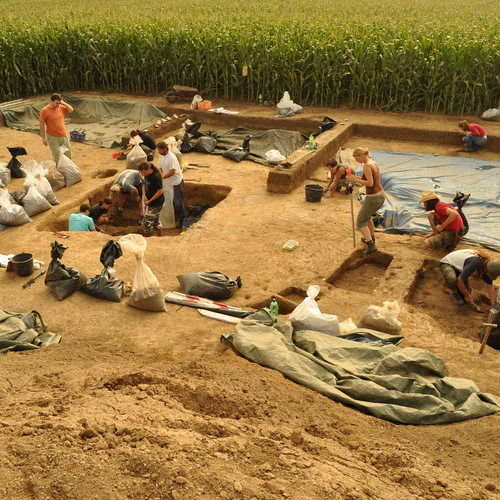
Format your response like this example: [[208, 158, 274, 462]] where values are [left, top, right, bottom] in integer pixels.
[[486, 261, 500, 280], [419, 189, 439, 204]]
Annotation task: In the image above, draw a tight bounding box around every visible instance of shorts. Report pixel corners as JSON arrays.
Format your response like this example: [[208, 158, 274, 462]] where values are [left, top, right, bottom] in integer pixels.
[[142, 205, 162, 234], [426, 230, 459, 250], [356, 193, 385, 229]]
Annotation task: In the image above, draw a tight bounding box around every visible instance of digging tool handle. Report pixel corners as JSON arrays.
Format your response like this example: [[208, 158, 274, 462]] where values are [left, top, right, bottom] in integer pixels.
[[188, 163, 210, 167], [22, 269, 46, 289], [479, 323, 497, 354]]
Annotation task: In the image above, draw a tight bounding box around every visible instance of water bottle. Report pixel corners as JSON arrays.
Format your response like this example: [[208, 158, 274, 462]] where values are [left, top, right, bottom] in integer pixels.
[[308, 135, 315, 150], [269, 297, 279, 324], [258, 94, 263, 106]]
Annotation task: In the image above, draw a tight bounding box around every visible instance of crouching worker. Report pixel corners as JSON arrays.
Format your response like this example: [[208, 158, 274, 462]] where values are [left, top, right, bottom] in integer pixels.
[[420, 190, 464, 251], [89, 197, 113, 229], [322, 159, 352, 198], [459, 121, 487, 152], [109, 170, 143, 216], [440, 249, 499, 308], [138, 162, 164, 237], [68, 204, 96, 231]]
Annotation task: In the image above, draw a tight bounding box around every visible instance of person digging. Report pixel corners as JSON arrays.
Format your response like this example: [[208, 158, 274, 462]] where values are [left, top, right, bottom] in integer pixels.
[[458, 120, 487, 152], [420, 190, 465, 251], [322, 159, 352, 198], [440, 249, 499, 310], [109, 170, 143, 217], [347, 147, 385, 255], [89, 197, 113, 230]]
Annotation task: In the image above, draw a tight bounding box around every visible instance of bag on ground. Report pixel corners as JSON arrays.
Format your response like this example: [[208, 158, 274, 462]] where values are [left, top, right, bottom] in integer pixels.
[[164, 136, 183, 164], [21, 186, 52, 216], [180, 133, 193, 153], [276, 91, 303, 118], [0, 163, 11, 186], [57, 146, 81, 186], [81, 240, 124, 302], [177, 271, 242, 300], [193, 136, 217, 154], [265, 149, 286, 164], [126, 136, 147, 169], [360, 300, 402, 333], [23, 164, 59, 205], [0, 189, 31, 225], [222, 135, 252, 162], [289, 285, 340, 335], [118, 234, 166, 312], [6, 147, 27, 178], [481, 108, 500, 122], [44, 242, 87, 301], [41, 160, 66, 191]]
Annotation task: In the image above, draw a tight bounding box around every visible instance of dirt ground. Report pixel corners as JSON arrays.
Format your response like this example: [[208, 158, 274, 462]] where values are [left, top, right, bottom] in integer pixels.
[[0, 95, 499, 500]]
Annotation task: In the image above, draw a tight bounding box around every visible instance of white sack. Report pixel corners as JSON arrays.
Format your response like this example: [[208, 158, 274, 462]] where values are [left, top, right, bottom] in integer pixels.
[[360, 300, 402, 333], [289, 285, 339, 335], [126, 136, 147, 170], [57, 146, 81, 186], [23, 185, 52, 216]]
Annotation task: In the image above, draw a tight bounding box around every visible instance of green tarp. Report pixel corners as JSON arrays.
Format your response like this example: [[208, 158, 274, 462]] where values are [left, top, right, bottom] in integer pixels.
[[1, 95, 166, 148], [0, 310, 61, 353], [230, 313, 500, 425], [212, 127, 305, 166]]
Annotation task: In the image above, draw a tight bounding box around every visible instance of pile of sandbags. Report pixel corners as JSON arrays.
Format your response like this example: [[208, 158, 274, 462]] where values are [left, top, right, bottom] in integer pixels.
[[0, 188, 31, 226]]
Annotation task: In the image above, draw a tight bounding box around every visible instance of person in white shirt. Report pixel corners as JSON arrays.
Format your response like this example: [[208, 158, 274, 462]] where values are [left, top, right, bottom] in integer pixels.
[[157, 141, 185, 229], [440, 249, 499, 307]]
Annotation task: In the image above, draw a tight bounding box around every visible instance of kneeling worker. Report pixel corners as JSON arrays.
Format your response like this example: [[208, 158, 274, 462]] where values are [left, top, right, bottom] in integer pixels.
[[68, 204, 96, 231], [110, 170, 143, 216], [322, 159, 352, 198], [440, 249, 499, 308], [420, 190, 464, 251], [138, 162, 164, 237], [89, 197, 113, 229]]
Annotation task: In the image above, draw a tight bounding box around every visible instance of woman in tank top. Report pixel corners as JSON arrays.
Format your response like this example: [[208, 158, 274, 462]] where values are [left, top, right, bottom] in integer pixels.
[[347, 147, 385, 255]]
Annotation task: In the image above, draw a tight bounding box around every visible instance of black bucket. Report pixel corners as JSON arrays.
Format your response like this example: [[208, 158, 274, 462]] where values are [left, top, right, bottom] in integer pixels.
[[11, 252, 34, 277], [305, 184, 323, 203]]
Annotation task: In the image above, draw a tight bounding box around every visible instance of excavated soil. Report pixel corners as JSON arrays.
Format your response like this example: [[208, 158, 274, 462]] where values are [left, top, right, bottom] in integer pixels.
[[0, 94, 499, 500]]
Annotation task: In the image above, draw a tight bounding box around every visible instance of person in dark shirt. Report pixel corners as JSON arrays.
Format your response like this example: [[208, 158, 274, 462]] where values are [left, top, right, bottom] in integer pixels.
[[89, 197, 113, 228], [440, 249, 499, 308], [131, 129, 156, 153], [138, 162, 164, 237]]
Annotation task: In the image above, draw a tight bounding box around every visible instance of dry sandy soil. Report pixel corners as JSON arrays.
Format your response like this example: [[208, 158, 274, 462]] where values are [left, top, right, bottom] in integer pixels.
[[0, 95, 499, 500]]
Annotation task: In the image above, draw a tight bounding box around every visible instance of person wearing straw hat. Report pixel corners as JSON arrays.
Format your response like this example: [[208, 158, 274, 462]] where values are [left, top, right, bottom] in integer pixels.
[[420, 189, 464, 251], [440, 249, 499, 307]]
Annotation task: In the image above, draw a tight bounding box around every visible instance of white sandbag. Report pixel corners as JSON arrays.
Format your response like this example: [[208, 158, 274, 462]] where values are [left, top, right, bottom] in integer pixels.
[[23, 185, 52, 216], [289, 285, 339, 335], [165, 136, 183, 164], [360, 300, 402, 333], [276, 91, 303, 118], [40, 160, 65, 191], [265, 149, 286, 164], [126, 136, 147, 170], [0, 163, 11, 186], [0, 189, 31, 225], [481, 108, 500, 121], [118, 234, 166, 312], [57, 146, 81, 186], [23, 165, 59, 205], [339, 318, 357, 334]]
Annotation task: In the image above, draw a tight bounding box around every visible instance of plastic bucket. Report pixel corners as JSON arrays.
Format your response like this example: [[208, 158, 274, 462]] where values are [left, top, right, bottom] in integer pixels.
[[305, 184, 323, 203], [11, 252, 34, 277]]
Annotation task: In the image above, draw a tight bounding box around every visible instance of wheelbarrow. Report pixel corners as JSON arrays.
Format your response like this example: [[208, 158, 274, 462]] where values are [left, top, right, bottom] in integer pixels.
[[164, 85, 213, 104]]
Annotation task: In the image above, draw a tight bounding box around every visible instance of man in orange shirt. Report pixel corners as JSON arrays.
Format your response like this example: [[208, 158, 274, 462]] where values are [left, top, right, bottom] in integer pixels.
[[39, 93, 74, 164]]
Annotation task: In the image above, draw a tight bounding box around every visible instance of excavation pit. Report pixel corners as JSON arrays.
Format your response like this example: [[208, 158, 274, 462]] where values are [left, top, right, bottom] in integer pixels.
[[250, 295, 299, 315], [91, 168, 118, 179], [278, 286, 322, 304], [40, 182, 231, 235], [327, 250, 394, 295], [406, 259, 487, 341]]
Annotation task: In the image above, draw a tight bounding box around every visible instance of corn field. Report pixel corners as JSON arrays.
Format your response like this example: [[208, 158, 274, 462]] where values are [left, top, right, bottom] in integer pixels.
[[0, 0, 498, 114]]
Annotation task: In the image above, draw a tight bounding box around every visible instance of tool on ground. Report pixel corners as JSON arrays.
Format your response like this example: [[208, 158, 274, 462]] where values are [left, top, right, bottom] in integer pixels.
[[409, 232, 427, 239], [184, 178, 201, 182], [346, 169, 356, 249], [22, 269, 46, 289], [165, 291, 251, 318], [198, 309, 241, 324], [479, 288, 499, 354], [53, 232, 70, 239], [188, 163, 210, 168]]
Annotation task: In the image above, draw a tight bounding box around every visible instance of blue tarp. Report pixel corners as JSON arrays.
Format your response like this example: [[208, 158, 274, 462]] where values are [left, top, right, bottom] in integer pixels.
[[366, 151, 500, 251]]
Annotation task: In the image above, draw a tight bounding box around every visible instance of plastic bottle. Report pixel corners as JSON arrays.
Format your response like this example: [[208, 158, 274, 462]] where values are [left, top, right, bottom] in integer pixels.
[[269, 297, 279, 324], [258, 94, 263, 106], [308, 135, 315, 150]]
